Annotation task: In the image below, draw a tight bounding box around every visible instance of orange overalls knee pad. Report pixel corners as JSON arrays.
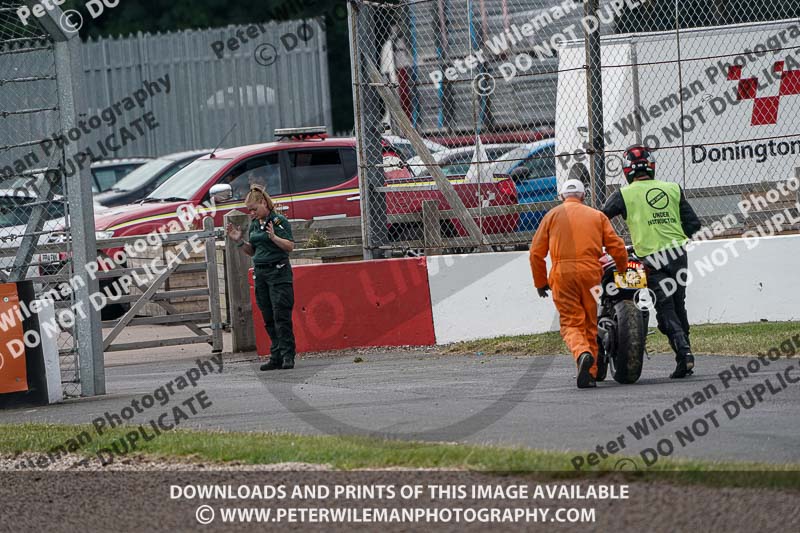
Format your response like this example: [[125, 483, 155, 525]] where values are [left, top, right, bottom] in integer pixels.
[[551, 268, 600, 377]]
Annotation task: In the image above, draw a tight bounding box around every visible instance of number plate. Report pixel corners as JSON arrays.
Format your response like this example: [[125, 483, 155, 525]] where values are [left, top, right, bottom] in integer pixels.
[[614, 266, 647, 289], [38, 253, 60, 263]]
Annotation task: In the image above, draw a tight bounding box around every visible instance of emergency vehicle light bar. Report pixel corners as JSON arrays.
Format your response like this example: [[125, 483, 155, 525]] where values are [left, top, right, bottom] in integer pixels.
[[274, 126, 328, 140]]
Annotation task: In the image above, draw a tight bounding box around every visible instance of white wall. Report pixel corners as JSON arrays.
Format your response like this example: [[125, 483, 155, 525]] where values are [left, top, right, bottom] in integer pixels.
[[683, 234, 800, 324], [38, 301, 63, 404], [427, 234, 800, 345], [427, 252, 560, 344]]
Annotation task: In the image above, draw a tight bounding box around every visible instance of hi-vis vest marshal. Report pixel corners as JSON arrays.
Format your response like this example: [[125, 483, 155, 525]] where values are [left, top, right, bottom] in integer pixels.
[[620, 180, 688, 257]]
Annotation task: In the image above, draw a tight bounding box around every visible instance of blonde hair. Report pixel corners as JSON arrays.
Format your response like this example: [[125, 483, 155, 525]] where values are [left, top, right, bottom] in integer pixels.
[[245, 184, 274, 211]]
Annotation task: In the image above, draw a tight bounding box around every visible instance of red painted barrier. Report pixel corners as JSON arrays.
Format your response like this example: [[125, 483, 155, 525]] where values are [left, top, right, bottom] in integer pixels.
[[250, 258, 436, 356]]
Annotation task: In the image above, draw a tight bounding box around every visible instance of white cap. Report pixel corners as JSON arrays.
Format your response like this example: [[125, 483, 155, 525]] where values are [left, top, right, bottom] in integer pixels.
[[559, 178, 586, 199]]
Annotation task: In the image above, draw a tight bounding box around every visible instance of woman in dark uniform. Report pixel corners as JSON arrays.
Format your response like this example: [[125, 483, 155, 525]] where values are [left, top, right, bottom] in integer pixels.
[[226, 185, 296, 370]]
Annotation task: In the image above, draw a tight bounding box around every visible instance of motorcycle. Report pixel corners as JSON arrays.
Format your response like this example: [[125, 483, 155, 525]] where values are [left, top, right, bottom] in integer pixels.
[[596, 247, 650, 384]]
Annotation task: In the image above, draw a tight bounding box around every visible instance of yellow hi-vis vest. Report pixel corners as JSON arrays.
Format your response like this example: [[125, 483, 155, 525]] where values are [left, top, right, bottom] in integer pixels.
[[620, 180, 688, 257]]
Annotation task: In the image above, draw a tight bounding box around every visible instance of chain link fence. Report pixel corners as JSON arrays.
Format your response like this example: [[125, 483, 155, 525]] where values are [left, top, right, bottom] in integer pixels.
[[350, 0, 800, 256], [1, 1, 102, 397]]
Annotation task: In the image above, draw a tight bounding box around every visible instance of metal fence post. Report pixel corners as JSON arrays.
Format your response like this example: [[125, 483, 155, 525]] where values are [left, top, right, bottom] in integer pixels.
[[629, 40, 643, 146], [53, 31, 105, 396], [349, 0, 387, 260], [584, 0, 606, 208]]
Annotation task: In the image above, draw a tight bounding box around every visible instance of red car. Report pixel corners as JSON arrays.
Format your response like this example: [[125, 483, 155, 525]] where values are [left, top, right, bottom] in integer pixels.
[[93, 128, 518, 246]]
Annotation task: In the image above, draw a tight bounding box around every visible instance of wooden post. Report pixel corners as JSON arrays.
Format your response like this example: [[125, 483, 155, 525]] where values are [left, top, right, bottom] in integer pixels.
[[204, 217, 223, 353], [224, 210, 256, 353], [422, 200, 441, 255], [365, 60, 489, 251]]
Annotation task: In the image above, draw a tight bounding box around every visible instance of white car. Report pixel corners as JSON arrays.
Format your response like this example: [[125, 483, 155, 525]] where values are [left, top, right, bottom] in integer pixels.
[[0, 188, 110, 278], [0, 190, 64, 278], [90, 158, 151, 194], [406, 143, 520, 177], [383, 134, 447, 164]]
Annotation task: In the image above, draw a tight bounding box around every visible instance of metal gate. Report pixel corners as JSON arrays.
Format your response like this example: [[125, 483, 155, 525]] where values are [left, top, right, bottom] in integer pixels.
[[98, 218, 223, 354]]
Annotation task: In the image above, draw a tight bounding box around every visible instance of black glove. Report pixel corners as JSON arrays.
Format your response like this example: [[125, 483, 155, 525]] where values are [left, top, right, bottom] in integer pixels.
[[537, 285, 550, 298]]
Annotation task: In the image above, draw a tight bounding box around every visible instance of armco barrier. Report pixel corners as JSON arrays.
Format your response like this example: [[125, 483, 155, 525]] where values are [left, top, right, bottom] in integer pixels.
[[248, 234, 800, 354], [428, 235, 800, 344], [250, 258, 436, 356]]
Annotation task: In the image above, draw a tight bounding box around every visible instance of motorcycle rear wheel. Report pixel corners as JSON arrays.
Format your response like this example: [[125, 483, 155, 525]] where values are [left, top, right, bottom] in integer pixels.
[[595, 340, 609, 382], [612, 300, 645, 384]]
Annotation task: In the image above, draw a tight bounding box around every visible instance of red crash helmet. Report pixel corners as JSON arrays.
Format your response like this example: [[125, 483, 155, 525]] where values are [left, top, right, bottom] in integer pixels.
[[622, 144, 656, 183]]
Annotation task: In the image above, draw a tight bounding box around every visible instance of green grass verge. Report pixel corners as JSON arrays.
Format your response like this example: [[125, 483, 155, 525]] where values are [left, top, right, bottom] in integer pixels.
[[443, 321, 800, 356], [1, 424, 798, 489]]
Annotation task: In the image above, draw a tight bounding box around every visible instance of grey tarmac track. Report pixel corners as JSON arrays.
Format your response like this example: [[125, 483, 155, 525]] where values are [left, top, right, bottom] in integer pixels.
[[1, 351, 799, 466]]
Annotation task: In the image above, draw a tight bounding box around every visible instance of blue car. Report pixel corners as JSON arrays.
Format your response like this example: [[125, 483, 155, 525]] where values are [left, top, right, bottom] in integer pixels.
[[490, 140, 558, 232]]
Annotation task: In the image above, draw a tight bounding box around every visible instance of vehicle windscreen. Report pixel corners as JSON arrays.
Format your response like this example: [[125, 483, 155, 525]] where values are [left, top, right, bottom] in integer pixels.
[[491, 146, 528, 173], [385, 138, 445, 161], [520, 145, 557, 179], [112, 159, 173, 191], [442, 146, 517, 176], [92, 168, 120, 192], [492, 144, 553, 176], [493, 144, 556, 178], [148, 158, 230, 201], [392, 143, 416, 163]]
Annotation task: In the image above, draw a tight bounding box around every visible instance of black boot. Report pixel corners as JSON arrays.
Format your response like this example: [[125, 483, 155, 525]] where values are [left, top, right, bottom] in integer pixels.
[[670, 360, 687, 378], [281, 354, 295, 370], [576, 352, 596, 389], [260, 358, 282, 371], [685, 334, 694, 370], [668, 334, 694, 379]]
